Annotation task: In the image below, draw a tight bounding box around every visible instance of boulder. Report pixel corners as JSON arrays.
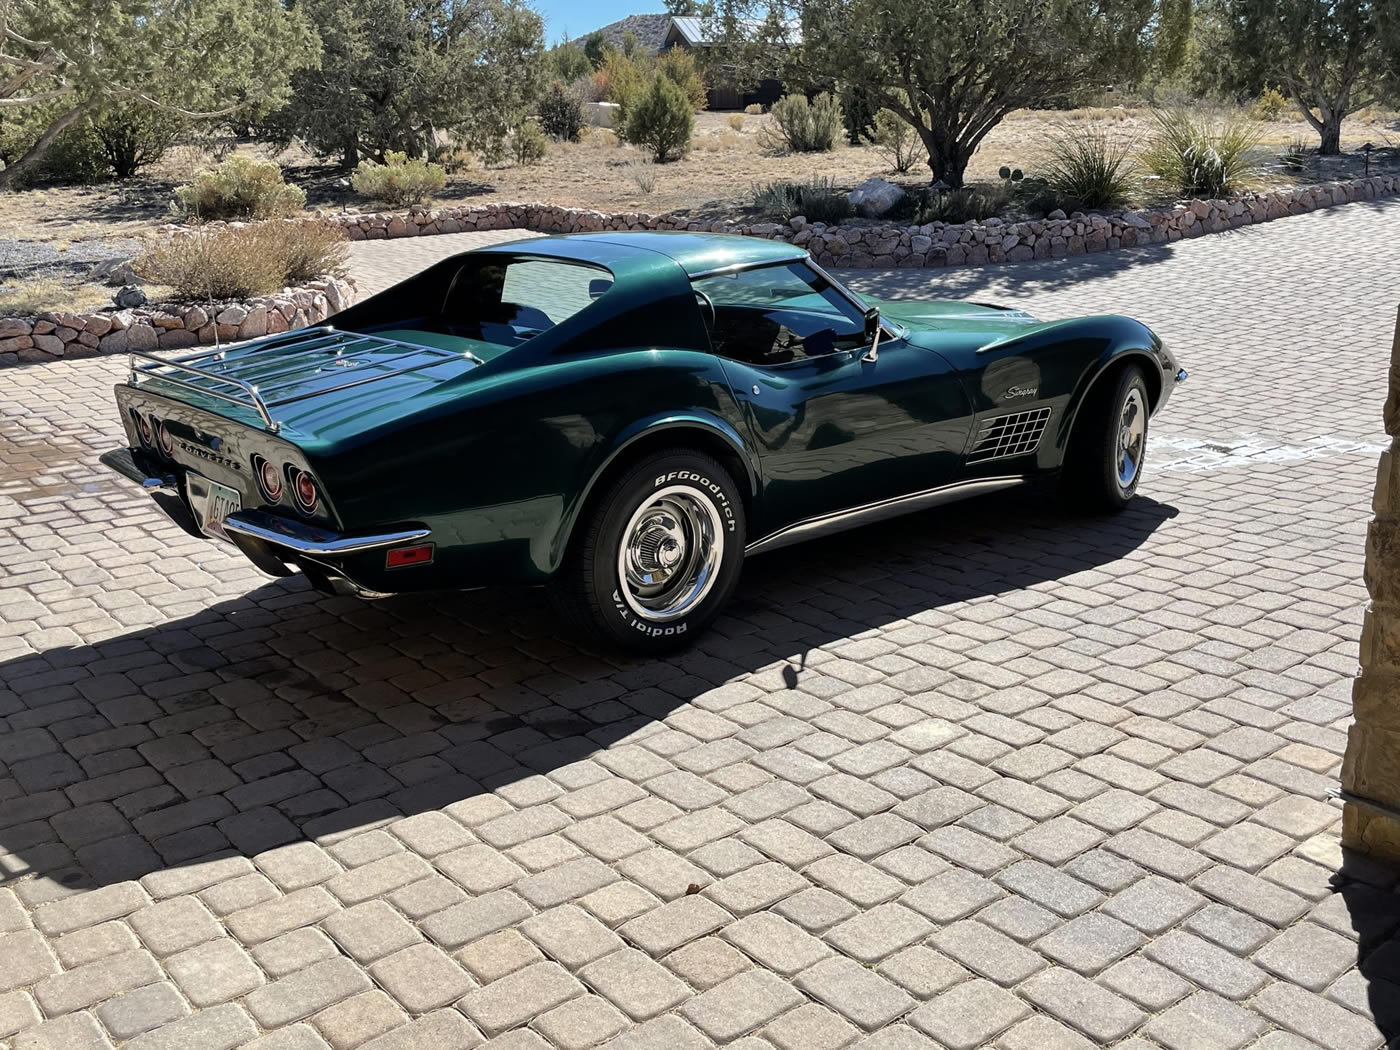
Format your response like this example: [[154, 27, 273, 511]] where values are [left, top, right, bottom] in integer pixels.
[[848, 178, 906, 219], [113, 286, 147, 309], [0, 317, 32, 338]]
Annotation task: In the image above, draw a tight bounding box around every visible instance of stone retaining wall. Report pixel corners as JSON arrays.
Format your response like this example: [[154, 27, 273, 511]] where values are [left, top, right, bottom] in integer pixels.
[[311, 173, 1398, 269], [1343, 306, 1400, 863], [0, 277, 356, 368]]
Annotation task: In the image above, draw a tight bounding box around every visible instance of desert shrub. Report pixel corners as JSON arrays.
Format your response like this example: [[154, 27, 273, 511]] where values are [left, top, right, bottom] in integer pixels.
[[351, 151, 447, 206], [761, 92, 843, 153], [897, 184, 1010, 224], [508, 121, 548, 166], [35, 122, 109, 184], [622, 76, 693, 162], [626, 158, 657, 194], [175, 156, 306, 221], [1280, 138, 1309, 172], [752, 177, 852, 223], [872, 110, 920, 173], [657, 48, 707, 111], [1042, 125, 1137, 210], [539, 82, 584, 142], [135, 221, 347, 301], [1142, 109, 1261, 198], [744, 103, 763, 115], [92, 103, 184, 179], [1250, 87, 1289, 121], [552, 41, 593, 83], [841, 83, 880, 145], [602, 50, 650, 117], [728, 113, 745, 132]]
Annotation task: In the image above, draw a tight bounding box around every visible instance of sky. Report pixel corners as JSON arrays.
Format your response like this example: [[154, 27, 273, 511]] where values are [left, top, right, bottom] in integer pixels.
[[535, 0, 654, 44]]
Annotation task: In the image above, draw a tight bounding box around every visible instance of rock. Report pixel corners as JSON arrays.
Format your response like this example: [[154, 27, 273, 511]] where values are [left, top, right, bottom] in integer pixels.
[[84, 315, 113, 338], [1121, 212, 1151, 229], [126, 324, 158, 351], [114, 286, 147, 309], [182, 306, 209, 330], [31, 333, 64, 354], [216, 304, 248, 326], [0, 317, 32, 338], [0, 335, 34, 352], [848, 178, 906, 219], [90, 258, 142, 287], [159, 329, 198, 349], [1047, 208, 1067, 220], [238, 306, 269, 340], [54, 326, 79, 342], [98, 330, 129, 354]]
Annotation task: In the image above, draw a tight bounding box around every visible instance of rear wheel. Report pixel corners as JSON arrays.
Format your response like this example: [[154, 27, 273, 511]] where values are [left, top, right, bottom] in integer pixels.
[[554, 451, 746, 652], [1061, 365, 1150, 512]]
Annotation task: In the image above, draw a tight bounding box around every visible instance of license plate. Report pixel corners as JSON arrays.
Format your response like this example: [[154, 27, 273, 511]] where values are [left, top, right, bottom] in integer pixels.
[[187, 473, 241, 543]]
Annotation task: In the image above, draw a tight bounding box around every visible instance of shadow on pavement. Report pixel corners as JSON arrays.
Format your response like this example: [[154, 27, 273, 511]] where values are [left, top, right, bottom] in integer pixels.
[[0, 489, 1178, 897], [1336, 852, 1400, 1041]]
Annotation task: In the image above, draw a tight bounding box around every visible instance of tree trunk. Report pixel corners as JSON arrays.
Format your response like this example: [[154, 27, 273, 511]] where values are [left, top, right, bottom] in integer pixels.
[[0, 98, 99, 189], [1319, 112, 1343, 156], [340, 137, 358, 170], [919, 125, 972, 188]]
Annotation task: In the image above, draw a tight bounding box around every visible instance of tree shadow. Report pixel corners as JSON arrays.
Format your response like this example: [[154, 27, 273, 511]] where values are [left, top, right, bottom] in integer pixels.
[[0, 489, 1178, 895]]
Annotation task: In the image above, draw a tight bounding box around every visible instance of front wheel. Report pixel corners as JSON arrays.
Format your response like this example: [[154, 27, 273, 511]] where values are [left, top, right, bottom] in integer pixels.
[[1062, 366, 1150, 512], [554, 451, 746, 652]]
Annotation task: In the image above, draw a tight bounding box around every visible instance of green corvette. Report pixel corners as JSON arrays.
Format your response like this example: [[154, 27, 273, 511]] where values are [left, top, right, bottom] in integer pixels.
[[102, 232, 1186, 650]]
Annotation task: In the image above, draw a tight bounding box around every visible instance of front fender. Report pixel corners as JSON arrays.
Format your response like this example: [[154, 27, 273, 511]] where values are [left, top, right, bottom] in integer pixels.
[[1053, 316, 1179, 456], [546, 409, 760, 576]]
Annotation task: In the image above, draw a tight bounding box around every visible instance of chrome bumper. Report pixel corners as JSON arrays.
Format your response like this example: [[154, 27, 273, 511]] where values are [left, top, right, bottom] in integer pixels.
[[100, 448, 429, 559], [222, 510, 429, 556]]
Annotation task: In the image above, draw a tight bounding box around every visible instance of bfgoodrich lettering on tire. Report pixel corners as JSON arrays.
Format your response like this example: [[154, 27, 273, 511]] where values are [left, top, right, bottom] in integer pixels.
[[554, 450, 746, 651]]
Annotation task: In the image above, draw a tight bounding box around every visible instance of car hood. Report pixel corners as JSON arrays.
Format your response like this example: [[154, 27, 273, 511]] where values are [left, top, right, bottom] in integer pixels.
[[873, 299, 1053, 359]]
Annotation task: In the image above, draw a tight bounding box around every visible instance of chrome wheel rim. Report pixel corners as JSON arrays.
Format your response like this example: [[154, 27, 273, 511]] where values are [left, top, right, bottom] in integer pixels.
[[617, 485, 724, 623], [1117, 387, 1147, 490]]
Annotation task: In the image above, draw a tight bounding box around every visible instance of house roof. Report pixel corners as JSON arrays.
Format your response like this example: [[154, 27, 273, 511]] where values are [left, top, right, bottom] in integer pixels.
[[664, 14, 801, 47]]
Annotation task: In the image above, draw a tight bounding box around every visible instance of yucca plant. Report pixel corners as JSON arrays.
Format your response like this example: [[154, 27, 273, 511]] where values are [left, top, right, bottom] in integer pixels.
[[1042, 126, 1137, 210], [1141, 110, 1261, 198]]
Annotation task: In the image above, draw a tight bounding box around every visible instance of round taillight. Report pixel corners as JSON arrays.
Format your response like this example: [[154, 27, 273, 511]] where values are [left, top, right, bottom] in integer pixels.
[[253, 455, 283, 502], [158, 421, 174, 457], [292, 468, 319, 513], [134, 411, 153, 448]]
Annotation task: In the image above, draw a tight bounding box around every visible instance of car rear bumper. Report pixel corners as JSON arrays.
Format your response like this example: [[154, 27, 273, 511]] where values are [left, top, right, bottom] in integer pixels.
[[100, 447, 429, 596]]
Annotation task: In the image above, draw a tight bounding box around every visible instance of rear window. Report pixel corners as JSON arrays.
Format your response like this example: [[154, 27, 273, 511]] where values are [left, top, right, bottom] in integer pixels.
[[439, 256, 614, 354]]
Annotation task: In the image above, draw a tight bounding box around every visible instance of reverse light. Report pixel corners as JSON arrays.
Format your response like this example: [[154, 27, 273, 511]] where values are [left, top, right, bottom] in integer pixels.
[[386, 543, 434, 568], [291, 468, 319, 514], [253, 455, 283, 502]]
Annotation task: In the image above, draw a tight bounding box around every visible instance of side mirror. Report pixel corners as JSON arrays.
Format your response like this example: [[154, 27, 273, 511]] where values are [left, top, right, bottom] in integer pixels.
[[863, 307, 881, 363]]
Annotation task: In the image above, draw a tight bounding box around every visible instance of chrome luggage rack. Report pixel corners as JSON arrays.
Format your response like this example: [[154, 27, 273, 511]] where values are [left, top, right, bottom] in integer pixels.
[[128, 326, 481, 433]]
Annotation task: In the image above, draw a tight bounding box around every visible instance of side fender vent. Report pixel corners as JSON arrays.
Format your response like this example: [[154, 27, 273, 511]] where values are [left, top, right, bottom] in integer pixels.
[[968, 407, 1052, 462]]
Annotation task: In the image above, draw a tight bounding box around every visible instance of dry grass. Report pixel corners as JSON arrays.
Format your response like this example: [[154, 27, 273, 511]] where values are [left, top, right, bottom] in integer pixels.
[[0, 275, 177, 316], [0, 106, 1395, 245], [135, 221, 346, 301]]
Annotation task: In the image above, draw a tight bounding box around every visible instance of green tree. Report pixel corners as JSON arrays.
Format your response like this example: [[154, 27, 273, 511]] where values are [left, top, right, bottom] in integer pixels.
[[272, 0, 546, 168], [1205, 0, 1399, 154], [583, 31, 608, 69], [551, 41, 594, 82], [0, 0, 317, 188], [711, 0, 1187, 187], [623, 74, 694, 161]]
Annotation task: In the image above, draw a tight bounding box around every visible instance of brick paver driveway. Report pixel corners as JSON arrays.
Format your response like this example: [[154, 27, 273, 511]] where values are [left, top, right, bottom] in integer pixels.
[[2, 202, 1399, 1050]]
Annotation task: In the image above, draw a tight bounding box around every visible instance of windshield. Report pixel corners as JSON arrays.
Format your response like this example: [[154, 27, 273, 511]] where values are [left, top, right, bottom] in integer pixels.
[[433, 256, 615, 358]]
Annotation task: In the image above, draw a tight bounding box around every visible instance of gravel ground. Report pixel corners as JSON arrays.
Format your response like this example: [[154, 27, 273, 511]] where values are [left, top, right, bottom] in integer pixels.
[[0, 236, 143, 279]]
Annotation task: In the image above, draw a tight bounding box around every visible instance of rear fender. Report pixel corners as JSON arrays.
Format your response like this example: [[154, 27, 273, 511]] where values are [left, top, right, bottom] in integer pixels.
[[547, 411, 759, 575]]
